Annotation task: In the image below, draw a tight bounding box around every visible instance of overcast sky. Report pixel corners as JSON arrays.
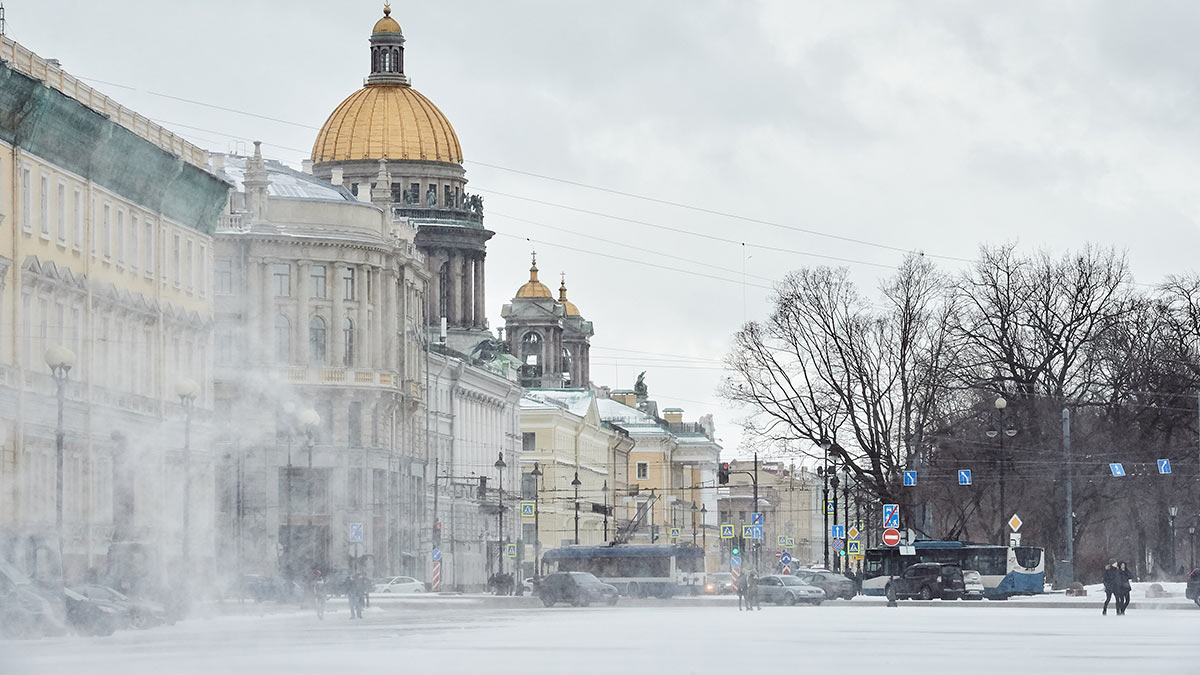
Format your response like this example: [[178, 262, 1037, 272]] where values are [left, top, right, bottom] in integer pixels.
[[15, 1, 1200, 459]]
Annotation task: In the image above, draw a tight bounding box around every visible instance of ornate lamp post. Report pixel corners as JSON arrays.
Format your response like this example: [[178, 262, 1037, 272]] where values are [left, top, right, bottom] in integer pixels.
[[830, 470, 840, 572], [175, 377, 199, 589], [700, 504, 708, 572], [45, 345, 75, 587], [530, 462, 542, 578], [602, 480, 609, 543], [985, 397, 1017, 544], [818, 439, 833, 570], [1168, 506, 1179, 574], [1189, 524, 1196, 571], [299, 409, 320, 572], [691, 502, 698, 546], [495, 451, 506, 575], [571, 472, 582, 545]]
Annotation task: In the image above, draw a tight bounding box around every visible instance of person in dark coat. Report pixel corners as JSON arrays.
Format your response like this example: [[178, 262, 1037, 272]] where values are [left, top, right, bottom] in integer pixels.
[[736, 573, 748, 611], [1116, 561, 1134, 615], [1101, 561, 1120, 615]]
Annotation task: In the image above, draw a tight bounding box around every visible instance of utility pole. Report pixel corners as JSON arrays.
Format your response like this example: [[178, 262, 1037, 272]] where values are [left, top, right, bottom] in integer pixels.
[[753, 453, 759, 570], [1062, 407, 1074, 588]]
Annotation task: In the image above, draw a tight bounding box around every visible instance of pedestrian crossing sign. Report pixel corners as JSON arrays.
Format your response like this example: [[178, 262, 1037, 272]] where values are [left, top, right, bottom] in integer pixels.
[[786, 536, 795, 548], [778, 535, 787, 547], [825, 501, 835, 515], [670, 527, 681, 539], [847, 540, 861, 555], [743, 525, 754, 539], [506, 543, 517, 558], [521, 502, 536, 518], [721, 524, 735, 538]]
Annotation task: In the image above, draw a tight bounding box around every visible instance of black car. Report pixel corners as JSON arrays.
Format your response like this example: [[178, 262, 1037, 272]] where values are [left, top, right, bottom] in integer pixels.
[[73, 584, 168, 629], [1186, 569, 1200, 607], [886, 563, 965, 600], [796, 570, 856, 600], [539, 572, 619, 607]]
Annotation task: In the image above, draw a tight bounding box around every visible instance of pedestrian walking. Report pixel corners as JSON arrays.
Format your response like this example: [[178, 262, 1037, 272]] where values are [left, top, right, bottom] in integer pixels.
[[747, 572, 762, 611], [313, 571, 327, 621], [348, 572, 366, 619], [736, 572, 748, 611], [1101, 560, 1120, 615], [1116, 561, 1134, 615]]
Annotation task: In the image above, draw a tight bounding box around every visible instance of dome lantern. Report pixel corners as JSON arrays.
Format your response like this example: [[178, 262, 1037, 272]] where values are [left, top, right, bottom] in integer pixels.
[[558, 272, 581, 316], [368, 3, 408, 86], [516, 252, 553, 299]]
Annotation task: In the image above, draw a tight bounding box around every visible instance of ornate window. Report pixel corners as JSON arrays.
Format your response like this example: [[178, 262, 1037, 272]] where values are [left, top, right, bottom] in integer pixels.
[[343, 318, 355, 367], [273, 263, 291, 297], [310, 265, 326, 298], [438, 262, 450, 320], [520, 332, 543, 382], [274, 315, 290, 364], [309, 316, 327, 364]]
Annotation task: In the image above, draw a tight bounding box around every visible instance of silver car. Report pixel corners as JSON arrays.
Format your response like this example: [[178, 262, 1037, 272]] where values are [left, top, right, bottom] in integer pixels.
[[756, 575, 826, 606]]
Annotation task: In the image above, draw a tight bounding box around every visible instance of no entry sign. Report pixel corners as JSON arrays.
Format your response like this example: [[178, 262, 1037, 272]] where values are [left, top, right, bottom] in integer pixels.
[[882, 528, 901, 547]]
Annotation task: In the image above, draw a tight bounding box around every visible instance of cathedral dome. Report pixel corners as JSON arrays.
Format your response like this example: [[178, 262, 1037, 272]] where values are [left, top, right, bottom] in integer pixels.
[[311, 5, 463, 165], [517, 258, 553, 299], [312, 86, 463, 164]]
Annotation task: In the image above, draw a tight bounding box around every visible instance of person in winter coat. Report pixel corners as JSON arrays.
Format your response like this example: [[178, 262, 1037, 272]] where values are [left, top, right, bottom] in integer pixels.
[[1115, 561, 1134, 615], [1101, 561, 1121, 615], [736, 573, 749, 611]]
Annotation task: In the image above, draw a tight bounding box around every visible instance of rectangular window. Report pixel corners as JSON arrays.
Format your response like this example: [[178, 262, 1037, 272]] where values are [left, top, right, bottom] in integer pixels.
[[198, 244, 207, 296], [116, 210, 125, 263], [56, 183, 66, 243], [366, 269, 373, 302], [71, 308, 82, 377], [102, 205, 112, 259], [273, 263, 290, 297], [348, 401, 362, 447], [39, 175, 49, 236], [130, 214, 139, 271], [522, 432, 536, 452], [521, 473, 536, 500], [172, 233, 180, 286], [310, 265, 326, 298], [636, 462, 649, 480], [20, 293, 31, 369], [142, 329, 153, 393], [71, 190, 82, 250], [185, 239, 194, 290], [341, 267, 355, 300], [214, 258, 232, 295], [215, 325, 233, 365], [144, 221, 154, 274], [20, 168, 31, 232], [348, 469, 363, 510], [90, 198, 97, 255]]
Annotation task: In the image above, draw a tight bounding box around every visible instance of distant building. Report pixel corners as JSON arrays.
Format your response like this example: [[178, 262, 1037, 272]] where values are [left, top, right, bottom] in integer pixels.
[[0, 35, 227, 589], [718, 460, 821, 572], [501, 255, 593, 389]]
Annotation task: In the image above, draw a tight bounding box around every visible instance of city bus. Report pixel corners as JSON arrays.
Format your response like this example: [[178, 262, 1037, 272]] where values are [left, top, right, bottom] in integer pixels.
[[861, 540, 1044, 599], [539, 544, 704, 598]]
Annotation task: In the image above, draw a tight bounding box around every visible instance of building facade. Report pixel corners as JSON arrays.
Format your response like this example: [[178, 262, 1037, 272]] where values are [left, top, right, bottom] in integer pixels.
[[0, 36, 227, 591], [717, 460, 821, 573], [501, 256, 593, 389]]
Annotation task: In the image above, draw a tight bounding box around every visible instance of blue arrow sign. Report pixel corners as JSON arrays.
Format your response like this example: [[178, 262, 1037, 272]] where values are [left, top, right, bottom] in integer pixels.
[[1158, 459, 1172, 475], [730, 555, 742, 568], [831, 525, 845, 539], [750, 525, 764, 540], [903, 471, 917, 487], [883, 504, 900, 529], [1110, 463, 1125, 477], [781, 551, 792, 566], [958, 470, 972, 486], [432, 548, 442, 562]]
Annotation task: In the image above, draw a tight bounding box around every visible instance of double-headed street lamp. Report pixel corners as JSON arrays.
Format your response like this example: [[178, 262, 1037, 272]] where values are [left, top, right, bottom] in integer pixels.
[[175, 377, 199, 588], [572, 472, 582, 545], [985, 397, 1017, 545], [45, 345, 75, 587], [691, 502, 698, 546], [495, 451, 506, 575], [700, 504, 708, 554], [602, 480, 609, 543], [1168, 506, 1179, 574], [298, 409, 320, 571], [530, 461, 542, 578]]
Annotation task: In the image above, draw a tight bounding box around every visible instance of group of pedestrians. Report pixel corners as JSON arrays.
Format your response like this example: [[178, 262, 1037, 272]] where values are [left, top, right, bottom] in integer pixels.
[[309, 569, 371, 620], [1102, 560, 1135, 615], [736, 571, 761, 611]]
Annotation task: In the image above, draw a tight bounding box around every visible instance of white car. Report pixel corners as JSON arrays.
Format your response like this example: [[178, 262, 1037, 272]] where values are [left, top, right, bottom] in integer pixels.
[[373, 576, 425, 593], [962, 569, 985, 600]]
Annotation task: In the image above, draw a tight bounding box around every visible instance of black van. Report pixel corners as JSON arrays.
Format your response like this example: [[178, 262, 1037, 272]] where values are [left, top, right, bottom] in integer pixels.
[[886, 563, 966, 600]]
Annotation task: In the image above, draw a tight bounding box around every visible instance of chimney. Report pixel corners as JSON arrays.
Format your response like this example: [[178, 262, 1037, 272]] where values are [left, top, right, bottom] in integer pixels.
[[301, 159, 313, 175], [663, 408, 684, 424], [611, 391, 636, 407], [211, 153, 225, 172], [331, 167, 344, 186]]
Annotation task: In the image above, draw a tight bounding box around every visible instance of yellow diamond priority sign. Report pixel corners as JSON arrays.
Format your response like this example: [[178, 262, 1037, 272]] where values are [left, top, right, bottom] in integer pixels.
[[847, 525, 860, 541], [1008, 514, 1022, 532]]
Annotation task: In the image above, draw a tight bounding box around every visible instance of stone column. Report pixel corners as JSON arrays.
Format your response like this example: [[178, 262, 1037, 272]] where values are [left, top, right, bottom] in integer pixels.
[[296, 261, 310, 365], [331, 265, 345, 368], [384, 267, 397, 371], [473, 254, 486, 329], [448, 251, 462, 328], [261, 261, 274, 364], [357, 265, 369, 369], [461, 257, 474, 328], [428, 251, 442, 325]]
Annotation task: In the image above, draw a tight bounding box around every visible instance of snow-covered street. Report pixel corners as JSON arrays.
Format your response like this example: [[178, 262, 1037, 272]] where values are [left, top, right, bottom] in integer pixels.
[[2, 601, 1195, 674]]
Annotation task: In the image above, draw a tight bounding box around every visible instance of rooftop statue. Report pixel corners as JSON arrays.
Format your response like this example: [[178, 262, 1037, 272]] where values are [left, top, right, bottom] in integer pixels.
[[634, 371, 647, 397]]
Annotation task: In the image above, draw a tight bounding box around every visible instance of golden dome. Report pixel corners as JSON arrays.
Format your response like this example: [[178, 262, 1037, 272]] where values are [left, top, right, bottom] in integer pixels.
[[311, 84, 463, 164], [558, 274, 581, 316], [517, 256, 553, 299], [373, 4, 402, 34]]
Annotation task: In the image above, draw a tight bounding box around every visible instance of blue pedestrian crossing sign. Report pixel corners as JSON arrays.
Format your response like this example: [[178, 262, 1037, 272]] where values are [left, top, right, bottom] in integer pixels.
[[781, 551, 792, 566], [521, 502, 536, 518], [751, 512, 764, 525], [1158, 459, 1172, 475], [825, 501, 835, 516], [786, 536, 795, 548], [670, 527, 681, 539], [742, 525, 763, 540], [1110, 463, 1125, 477], [506, 543, 517, 558], [958, 470, 972, 486], [847, 540, 861, 555], [903, 471, 917, 487], [831, 525, 845, 539], [349, 522, 364, 543], [883, 504, 900, 529], [720, 524, 735, 539], [778, 535, 788, 547]]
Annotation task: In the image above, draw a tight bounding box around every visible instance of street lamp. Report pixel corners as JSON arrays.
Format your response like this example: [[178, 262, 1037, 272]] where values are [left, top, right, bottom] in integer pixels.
[[691, 502, 698, 546], [45, 345, 75, 587], [495, 451, 506, 575], [830, 470, 840, 572], [175, 377, 199, 592], [1168, 506, 1179, 575], [985, 396, 1017, 545], [1189, 525, 1196, 571], [530, 462, 542, 578], [299, 409, 320, 572], [602, 480, 609, 543], [700, 504, 708, 565], [818, 438, 832, 571], [571, 471, 582, 545]]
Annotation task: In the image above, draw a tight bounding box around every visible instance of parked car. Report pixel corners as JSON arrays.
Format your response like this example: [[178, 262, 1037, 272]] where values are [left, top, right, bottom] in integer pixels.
[[522, 577, 538, 595], [1185, 569, 1200, 607], [886, 563, 966, 600], [373, 576, 425, 594], [962, 569, 985, 600], [756, 575, 826, 606], [63, 588, 118, 637], [72, 584, 168, 628], [238, 575, 307, 603], [704, 572, 736, 595], [539, 572, 618, 607], [795, 570, 856, 600]]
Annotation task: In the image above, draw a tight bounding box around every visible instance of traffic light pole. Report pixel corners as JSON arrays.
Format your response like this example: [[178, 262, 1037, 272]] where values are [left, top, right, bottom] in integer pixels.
[[720, 455, 762, 572]]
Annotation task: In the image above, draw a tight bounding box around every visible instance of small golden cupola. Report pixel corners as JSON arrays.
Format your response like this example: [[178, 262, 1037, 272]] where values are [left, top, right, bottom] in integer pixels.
[[558, 273, 581, 316], [516, 252, 553, 299]]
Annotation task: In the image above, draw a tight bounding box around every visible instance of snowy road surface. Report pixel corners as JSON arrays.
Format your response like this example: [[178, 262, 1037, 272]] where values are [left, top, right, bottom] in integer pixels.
[[2, 603, 1196, 674]]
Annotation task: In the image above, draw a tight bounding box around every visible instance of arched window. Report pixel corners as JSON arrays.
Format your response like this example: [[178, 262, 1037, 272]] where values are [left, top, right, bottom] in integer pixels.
[[309, 316, 327, 364], [274, 315, 290, 364], [520, 332, 543, 380], [343, 318, 355, 367], [438, 262, 450, 321], [562, 346, 573, 385]]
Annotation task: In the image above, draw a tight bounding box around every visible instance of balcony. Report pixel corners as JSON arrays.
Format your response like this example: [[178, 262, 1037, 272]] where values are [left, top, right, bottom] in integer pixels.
[[392, 204, 483, 228], [275, 367, 397, 389]]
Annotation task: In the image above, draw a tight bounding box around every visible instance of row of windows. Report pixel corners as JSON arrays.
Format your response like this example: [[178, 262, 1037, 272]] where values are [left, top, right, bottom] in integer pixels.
[[214, 315, 358, 367], [212, 260, 366, 302], [14, 163, 207, 295]]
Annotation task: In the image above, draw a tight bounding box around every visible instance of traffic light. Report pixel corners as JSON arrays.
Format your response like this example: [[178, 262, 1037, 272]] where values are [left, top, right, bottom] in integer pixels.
[[432, 520, 442, 547], [477, 476, 488, 500], [718, 462, 730, 485], [732, 545, 740, 556]]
